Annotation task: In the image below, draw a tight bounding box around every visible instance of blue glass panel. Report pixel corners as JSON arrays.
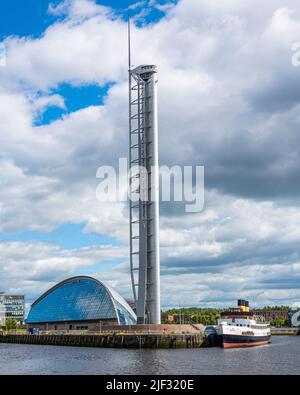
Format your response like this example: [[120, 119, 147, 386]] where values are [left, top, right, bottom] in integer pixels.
[[27, 278, 117, 323], [117, 309, 126, 326], [114, 301, 136, 325]]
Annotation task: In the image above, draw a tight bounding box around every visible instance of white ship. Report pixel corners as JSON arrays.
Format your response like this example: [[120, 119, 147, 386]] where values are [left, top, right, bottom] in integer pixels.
[[217, 300, 271, 349]]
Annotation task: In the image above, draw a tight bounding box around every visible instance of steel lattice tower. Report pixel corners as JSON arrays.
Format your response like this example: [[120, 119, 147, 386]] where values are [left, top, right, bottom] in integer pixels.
[[128, 22, 161, 325]]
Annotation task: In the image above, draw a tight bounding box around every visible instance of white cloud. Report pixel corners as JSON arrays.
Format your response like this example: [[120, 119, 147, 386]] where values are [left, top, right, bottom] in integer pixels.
[[48, 0, 110, 19], [34, 94, 66, 113], [1, 0, 300, 306], [0, 240, 127, 302]]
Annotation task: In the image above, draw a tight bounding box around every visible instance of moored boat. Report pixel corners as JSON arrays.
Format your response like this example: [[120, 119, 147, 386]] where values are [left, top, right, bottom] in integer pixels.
[[217, 300, 271, 349]]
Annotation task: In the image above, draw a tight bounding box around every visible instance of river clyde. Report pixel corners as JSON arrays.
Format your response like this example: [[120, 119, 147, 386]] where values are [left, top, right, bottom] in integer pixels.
[[0, 336, 299, 375]]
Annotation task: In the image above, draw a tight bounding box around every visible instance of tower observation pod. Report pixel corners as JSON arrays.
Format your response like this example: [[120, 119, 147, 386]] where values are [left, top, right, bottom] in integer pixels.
[[129, 63, 161, 325]]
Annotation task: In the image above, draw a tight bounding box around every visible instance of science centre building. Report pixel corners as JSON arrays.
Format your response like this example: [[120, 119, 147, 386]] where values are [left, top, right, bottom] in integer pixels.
[[26, 276, 137, 331]]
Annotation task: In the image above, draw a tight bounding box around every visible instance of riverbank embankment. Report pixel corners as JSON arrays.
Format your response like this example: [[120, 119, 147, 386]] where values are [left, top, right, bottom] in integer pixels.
[[0, 333, 205, 349], [271, 327, 300, 335]]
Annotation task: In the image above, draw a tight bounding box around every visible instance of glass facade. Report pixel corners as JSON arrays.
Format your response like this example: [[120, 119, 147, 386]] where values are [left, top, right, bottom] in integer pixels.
[[0, 294, 25, 326], [26, 277, 136, 325]]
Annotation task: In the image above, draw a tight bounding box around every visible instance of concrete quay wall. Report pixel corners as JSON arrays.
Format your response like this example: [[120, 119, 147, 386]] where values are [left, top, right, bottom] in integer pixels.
[[271, 327, 300, 335], [99, 324, 205, 334], [0, 333, 204, 349]]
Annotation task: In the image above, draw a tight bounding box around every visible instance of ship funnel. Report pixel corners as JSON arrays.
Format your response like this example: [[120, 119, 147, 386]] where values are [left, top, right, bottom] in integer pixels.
[[237, 299, 250, 312]]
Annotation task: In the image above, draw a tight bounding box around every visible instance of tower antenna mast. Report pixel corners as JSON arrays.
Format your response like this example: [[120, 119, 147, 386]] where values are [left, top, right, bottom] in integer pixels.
[[128, 16, 132, 72]]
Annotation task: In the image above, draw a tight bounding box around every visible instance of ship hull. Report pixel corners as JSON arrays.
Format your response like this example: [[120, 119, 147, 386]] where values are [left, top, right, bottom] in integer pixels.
[[221, 334, 271, 349]]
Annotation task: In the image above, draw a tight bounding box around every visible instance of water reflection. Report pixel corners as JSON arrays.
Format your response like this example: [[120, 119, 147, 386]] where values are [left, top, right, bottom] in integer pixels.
[[0, 336, 299, 375]]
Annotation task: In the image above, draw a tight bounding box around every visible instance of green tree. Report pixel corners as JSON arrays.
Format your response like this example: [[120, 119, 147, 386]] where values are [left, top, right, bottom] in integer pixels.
[[5, 319, 19, 331], [266, 317, 276, 327]]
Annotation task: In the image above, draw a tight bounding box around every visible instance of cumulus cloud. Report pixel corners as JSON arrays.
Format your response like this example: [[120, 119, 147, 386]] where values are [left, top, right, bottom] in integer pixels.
[[48, 0, 109, 19], [1, 0, 300, 307], [0, 240, 127, 302]]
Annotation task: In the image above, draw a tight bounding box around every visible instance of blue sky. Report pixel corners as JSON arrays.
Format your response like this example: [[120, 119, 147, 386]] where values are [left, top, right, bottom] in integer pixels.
[[0, 223, 118, 249], [35, 83, 113, 125], [0, 0, 56, 39], [0, 0, 176, 40]]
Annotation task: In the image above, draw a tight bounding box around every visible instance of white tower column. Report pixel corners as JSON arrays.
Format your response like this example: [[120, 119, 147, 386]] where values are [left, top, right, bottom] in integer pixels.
[[145, 73, 160, 324], [129, 65, 161, 325]]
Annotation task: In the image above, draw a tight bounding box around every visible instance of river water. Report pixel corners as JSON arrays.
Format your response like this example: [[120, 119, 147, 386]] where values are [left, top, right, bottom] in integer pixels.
[[0, 336, 299, 375]]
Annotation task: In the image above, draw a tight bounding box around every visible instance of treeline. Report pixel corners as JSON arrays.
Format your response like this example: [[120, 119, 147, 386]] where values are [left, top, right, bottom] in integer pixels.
[[162, 306, 291, 327], [163, 307, 225, 326]]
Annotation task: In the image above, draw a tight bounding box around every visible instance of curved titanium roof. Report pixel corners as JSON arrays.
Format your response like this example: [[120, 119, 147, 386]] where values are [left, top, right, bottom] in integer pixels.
[[26, 276, 136, 325]]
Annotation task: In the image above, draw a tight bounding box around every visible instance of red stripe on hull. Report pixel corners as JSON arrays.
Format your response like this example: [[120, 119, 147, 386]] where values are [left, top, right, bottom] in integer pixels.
[[223, 340, 270, 349]]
